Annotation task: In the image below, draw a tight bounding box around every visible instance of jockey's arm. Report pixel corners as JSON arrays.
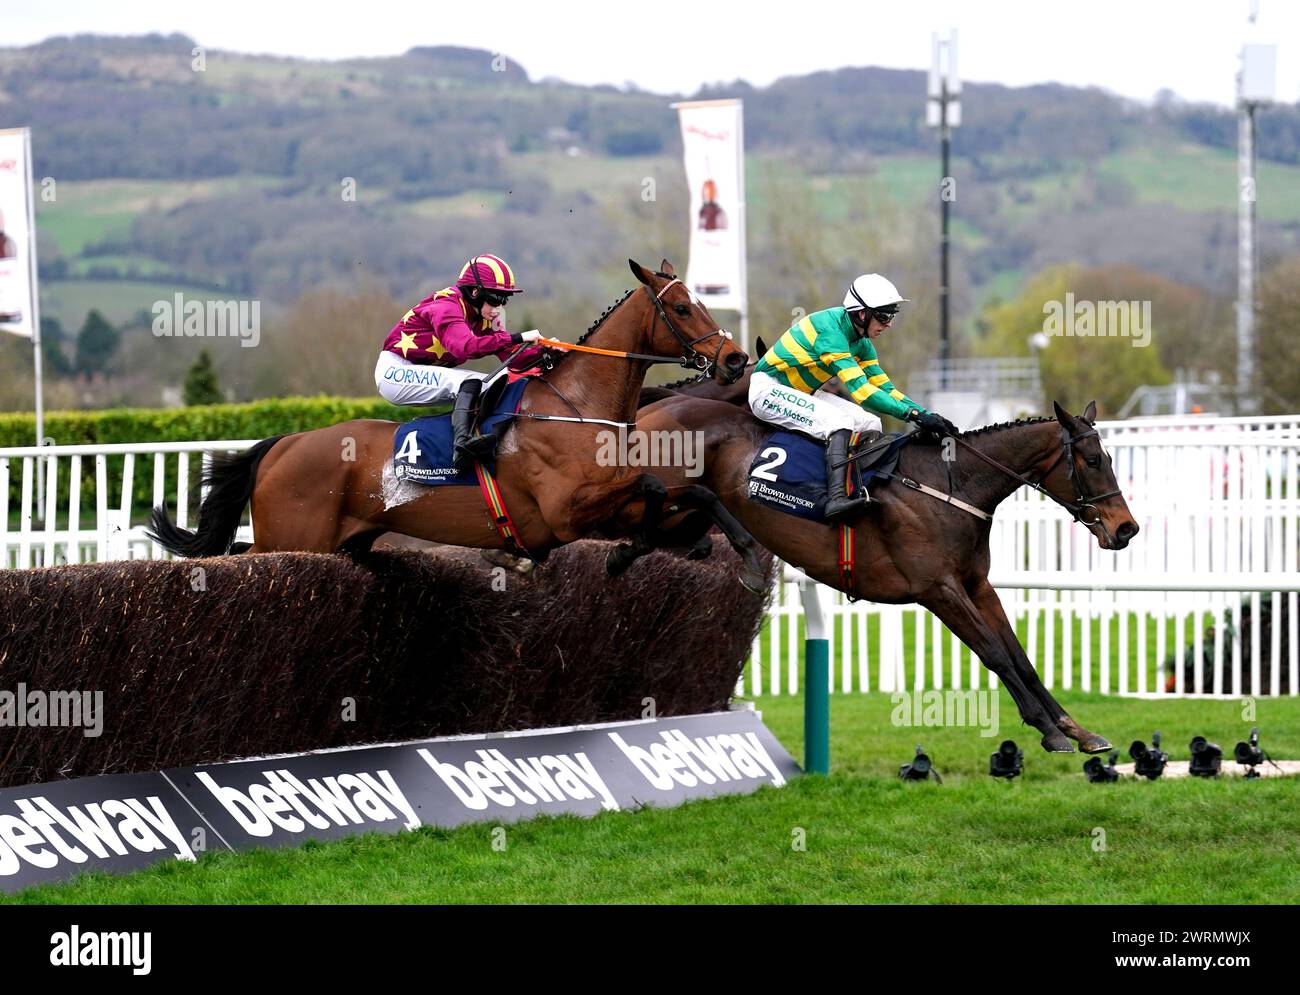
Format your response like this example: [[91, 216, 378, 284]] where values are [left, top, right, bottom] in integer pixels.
[[859, 354, 929, 421], [819, 350, 926, 422], [433, 310, 517, 363], [491, 322, 543, 368]]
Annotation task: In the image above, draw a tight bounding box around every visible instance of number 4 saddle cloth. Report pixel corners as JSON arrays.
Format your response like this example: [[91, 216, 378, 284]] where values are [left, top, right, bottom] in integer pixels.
[[391, 376, 531, 486]]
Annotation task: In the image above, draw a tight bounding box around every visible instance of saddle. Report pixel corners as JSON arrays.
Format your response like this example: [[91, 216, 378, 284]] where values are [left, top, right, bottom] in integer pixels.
[[746, 429, 910, 524], [475, 370, 514, 434], [842, 429, 901, 478], [392, 375, 532, 486]]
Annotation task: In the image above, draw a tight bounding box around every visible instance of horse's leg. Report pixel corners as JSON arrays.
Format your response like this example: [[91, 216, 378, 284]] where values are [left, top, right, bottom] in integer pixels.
[[664, 484, 766, 592], [920, 579, 1074, 752], [652, 511, 715, 560], [338, 528, 387, 558], [665, 483, 764, 585], [967, 577, 1112, 754], [602, 474, 669, 578], [605, 483, 767, 593], [481, 548, 536, 575], [566, 475, 765, 593]]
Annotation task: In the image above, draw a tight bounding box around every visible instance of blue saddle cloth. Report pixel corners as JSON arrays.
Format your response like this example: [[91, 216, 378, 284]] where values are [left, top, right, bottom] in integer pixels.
[[745, 431, 908, 523], [392, 377, 530, 486]]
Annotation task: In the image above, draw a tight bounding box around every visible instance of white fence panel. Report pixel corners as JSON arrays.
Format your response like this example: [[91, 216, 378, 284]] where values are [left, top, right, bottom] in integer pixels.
[[1, 440, 257, 569]]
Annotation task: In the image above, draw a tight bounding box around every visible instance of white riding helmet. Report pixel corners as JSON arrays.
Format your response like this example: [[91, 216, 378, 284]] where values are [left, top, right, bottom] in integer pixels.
[[843, 274, 909, 312]]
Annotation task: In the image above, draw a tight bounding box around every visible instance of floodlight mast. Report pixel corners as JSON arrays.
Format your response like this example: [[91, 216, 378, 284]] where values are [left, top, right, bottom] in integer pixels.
[[927, 31, 960, 389], [1236, 22, 1276, 413]]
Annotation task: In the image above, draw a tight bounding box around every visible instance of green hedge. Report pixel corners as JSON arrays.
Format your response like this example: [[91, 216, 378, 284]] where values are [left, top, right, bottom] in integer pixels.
[[0, 396, 420, 449]]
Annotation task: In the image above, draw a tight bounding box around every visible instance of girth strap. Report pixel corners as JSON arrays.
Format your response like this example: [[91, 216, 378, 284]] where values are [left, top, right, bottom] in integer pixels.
[[474, 462, 530, 558], [837, 523, 857, 599]]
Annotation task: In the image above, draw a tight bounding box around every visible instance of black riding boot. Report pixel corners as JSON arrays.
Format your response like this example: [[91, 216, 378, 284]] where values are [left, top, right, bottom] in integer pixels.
[[452, 379, 495, 472], [824, 428, 871, 522]]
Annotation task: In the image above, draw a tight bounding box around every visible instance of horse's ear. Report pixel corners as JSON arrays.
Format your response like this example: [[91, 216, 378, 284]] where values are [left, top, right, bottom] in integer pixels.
[[629, 259, 654, 286], [1082, 400, 1097, 425], [659, 258, 675, 277], [1052, 400, 1073, 428], [755, 335, 768, 356]]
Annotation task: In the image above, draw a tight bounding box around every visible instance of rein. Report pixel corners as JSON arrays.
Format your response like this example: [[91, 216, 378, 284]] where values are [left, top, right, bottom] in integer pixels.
[[947, 426, 1123, 535], [536, 280, 731, 370], [867, 425, 1122, 542], [519, 278, 735, 429]]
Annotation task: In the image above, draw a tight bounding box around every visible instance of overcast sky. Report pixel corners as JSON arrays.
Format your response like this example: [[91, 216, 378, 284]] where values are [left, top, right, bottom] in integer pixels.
[[6, 0, 1297, 108]]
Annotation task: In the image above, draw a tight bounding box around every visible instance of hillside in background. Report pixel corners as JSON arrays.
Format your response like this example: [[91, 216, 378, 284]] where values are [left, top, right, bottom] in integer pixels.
[[2, 33, 1299, 411]]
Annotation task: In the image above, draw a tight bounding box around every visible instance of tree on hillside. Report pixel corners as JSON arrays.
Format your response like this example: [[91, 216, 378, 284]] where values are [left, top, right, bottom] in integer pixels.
[[73, 309, 120, 378], [743, 160, 941, 377], [1072, 264, 1227, 377], [183, 350, 223, 406], [40, 316, 73, 376], [977, 265, 1172, 417], [250, 281, 402, 397], [1255, 254, 1300, 413]]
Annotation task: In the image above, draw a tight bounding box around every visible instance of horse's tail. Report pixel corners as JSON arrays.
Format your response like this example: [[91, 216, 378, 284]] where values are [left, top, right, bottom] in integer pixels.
[[145, 436, 285, 558]]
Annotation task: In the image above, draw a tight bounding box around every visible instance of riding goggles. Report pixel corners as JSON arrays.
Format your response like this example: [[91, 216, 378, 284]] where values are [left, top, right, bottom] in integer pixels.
[[479, 290, 511, 308]]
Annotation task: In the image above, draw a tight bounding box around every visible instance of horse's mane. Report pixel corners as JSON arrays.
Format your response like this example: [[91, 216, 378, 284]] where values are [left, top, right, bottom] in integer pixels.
[[575, 288, 636, 346], [543, 288, 637, 369], [961, 415, 1057, 437], [659, 370, 710, 390], [550, 272, 682, 365]]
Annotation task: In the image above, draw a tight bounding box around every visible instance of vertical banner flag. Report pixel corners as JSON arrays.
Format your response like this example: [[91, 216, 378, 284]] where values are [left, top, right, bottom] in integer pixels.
[[0, 128, 35, 339], [675, 99, 745, 314]]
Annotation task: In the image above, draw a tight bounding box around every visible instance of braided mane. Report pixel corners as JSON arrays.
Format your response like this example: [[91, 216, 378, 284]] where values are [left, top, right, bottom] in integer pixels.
[[538, 288, 637, 371], [574, 289, 636, 346], [961, 415, 1057, 437], [659, 370, 710, 390], [547, 274, 670, 363]]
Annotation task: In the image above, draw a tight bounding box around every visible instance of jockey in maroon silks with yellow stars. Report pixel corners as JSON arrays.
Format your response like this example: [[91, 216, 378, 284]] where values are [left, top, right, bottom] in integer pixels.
[[376, 254, 542, 471]]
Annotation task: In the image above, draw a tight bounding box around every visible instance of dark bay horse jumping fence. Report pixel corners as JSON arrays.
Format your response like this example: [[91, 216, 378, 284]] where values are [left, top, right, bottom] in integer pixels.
[[756, 414, 1300, 699]]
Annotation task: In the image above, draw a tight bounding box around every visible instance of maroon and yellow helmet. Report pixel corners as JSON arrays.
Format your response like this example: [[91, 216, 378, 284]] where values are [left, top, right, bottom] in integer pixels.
[[456, 254, 520, 293]]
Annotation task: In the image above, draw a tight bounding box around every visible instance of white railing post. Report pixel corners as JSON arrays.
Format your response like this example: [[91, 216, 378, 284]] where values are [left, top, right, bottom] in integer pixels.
[[42, 451, 57, 567], [0, 456, 9, 570], [18, 456, 33, 569], [67, 454, 81, 566]]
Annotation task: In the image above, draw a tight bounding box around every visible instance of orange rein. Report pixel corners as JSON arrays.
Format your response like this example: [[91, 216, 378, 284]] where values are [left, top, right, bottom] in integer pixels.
[[536, 337, 639, 359]]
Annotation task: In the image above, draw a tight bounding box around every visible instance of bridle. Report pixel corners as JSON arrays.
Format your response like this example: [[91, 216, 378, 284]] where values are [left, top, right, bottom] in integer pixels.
[[950, 425, 1123, 538], [642, 277, 735, 379]]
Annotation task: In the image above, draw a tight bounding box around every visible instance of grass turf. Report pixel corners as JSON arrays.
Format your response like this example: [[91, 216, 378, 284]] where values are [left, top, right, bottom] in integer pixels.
[[6, 690, 1297, 905]]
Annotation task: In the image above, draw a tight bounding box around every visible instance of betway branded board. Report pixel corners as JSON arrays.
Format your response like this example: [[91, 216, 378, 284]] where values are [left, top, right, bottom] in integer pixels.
[[0, 711, 798, 892]]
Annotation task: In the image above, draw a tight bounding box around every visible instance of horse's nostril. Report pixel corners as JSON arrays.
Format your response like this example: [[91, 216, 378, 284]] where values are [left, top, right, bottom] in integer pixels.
[[726, 353, 748, 370], [1117, 521, 1138, 540]]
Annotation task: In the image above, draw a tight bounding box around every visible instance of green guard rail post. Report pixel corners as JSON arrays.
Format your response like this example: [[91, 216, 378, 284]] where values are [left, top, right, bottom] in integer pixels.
[[799, 576, 830, 774]]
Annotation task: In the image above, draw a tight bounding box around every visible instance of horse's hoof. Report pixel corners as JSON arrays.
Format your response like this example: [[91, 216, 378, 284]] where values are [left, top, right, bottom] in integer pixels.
[[1041, 733, 1076, 753], [686, 538, 713, 561], [1078, 734, 1112, 755], [605, 544, 633, 577], [481, 548, 533, 575], [739, 568, 768, 596]]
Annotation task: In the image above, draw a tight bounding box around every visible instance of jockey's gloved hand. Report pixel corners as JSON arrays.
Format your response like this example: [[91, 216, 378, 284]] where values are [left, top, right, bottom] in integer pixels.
[[913, 410, 958, 436], [511, 329, 543, 344]]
